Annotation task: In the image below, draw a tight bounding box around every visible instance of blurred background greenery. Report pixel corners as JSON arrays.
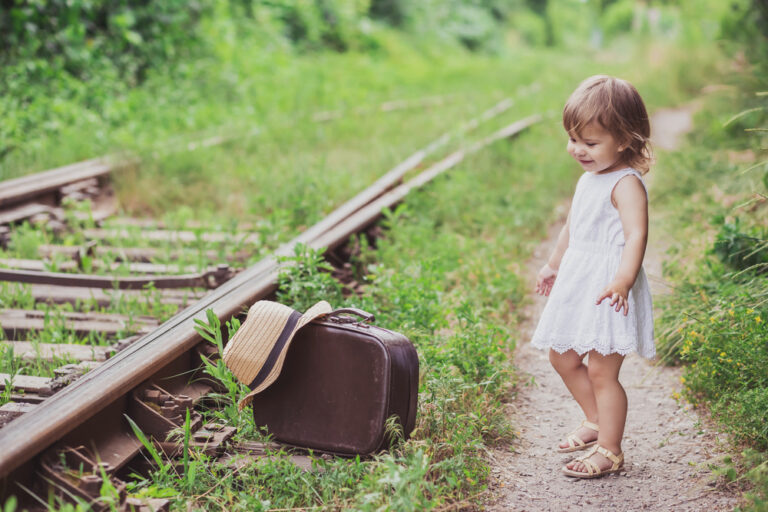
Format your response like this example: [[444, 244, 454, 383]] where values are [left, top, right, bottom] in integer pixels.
[[0, 0, 757, 184]]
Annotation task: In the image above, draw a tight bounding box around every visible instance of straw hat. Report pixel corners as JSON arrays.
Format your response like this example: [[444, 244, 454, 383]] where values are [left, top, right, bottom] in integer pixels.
[[223, 300, 332, 409]]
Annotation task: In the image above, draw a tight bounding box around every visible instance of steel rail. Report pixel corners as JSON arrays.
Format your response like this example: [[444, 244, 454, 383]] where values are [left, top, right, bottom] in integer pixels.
[[0, 107, 536, 489], [0, 157, 124, 209]]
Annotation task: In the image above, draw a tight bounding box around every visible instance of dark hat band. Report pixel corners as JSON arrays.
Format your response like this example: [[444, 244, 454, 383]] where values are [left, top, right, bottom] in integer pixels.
[[248, 310, 302, 390]]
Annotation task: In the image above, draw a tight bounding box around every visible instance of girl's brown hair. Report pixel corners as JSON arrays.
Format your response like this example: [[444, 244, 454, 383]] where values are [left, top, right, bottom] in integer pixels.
[[563, 75, 652, 174]]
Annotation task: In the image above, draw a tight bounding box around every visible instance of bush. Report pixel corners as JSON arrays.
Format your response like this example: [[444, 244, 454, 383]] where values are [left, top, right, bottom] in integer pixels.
[[511, 8, 548, 46], [0, 0, 206, 83], [600, 0, 635, 39], [712, 216, 768, 273]]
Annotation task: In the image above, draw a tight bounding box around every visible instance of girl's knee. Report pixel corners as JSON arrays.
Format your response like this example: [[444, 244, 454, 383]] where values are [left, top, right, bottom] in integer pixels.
[[549, 349, 581, 374], [586, 351, 624, 386], [587, 361, 619, 387]]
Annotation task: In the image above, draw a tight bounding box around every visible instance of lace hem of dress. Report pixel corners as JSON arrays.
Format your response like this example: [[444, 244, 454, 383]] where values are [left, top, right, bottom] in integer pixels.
[[530, 336, 656, 359]]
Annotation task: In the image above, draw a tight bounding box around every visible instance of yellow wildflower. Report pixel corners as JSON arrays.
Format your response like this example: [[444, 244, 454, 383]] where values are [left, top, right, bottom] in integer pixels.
[[727, 359, 733, 363], [710, 316, 716, 323], [729, 309, 735, 317], [680, 376, 686, 383], [756, 316, 762, 324], [720, 352, 726, 357], [747, 308, 754, 314]]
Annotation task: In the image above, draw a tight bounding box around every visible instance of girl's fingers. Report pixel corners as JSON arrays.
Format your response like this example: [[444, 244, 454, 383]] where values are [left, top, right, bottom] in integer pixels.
[[596, 291, 630, 314]]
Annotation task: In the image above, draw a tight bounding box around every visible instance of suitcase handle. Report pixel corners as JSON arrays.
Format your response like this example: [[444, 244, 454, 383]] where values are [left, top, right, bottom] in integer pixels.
[[328, 308, 375, 323]]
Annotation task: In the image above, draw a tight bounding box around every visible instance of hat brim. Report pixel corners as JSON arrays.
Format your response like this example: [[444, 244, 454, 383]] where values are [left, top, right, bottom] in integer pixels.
[[223, 300, 332, 410]]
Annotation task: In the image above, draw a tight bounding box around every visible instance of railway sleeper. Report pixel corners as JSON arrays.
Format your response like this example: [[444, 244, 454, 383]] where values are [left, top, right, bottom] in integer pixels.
[[19, 284, 203, 308], [0, 402, 35, 427], [38, 243, 248, 265], [0, 265, 234, 289], [0, 362, 101, 399], [36, 445, 170, 512], [222, 440, 329, 473], [0, 308, 158, 339], [0, 257, 204, 275], [83, 227, 260, 246], [0, 203, 65, 228], [0, 341, 207, 428], [28, 380, 233, 510], [1, 340, 113, 362]]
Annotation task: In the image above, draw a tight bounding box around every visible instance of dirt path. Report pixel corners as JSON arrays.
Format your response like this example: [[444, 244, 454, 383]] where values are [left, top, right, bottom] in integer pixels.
[[484, 108, 741, 511]]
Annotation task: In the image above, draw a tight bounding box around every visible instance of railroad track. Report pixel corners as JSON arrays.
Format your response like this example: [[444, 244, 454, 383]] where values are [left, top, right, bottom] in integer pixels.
[[0, 99, 541, 511]]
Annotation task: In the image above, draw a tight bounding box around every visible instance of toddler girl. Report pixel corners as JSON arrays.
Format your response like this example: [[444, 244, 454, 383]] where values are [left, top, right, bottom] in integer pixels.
[[530, 75, 655, 478]]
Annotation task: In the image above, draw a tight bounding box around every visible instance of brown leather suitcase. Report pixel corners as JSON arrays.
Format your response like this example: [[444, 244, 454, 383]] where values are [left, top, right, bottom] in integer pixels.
[[250, 308, 419, 456]]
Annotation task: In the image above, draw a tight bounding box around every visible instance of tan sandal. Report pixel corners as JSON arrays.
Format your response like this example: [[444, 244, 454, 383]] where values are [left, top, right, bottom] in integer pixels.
[[562, 445, 624, 479], [556, 420, 599, 453]]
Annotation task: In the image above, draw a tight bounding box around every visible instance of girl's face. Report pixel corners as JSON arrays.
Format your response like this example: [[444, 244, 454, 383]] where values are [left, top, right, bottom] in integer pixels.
[[566, 122, 626, 174]]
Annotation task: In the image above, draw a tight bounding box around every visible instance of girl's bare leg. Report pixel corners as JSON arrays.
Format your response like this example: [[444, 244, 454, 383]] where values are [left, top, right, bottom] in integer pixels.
[[549, 349, 599, 448], [567, 351, 627, 472]]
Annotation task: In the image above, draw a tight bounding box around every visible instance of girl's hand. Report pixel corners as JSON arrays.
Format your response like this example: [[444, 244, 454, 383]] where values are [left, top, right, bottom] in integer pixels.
[[535, 264, 558, 296], [596, 281, 630, 316]]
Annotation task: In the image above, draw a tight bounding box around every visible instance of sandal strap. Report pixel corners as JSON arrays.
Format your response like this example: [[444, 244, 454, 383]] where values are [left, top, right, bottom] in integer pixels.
[[563, 420, 599, 448], [595, 445, 624, 467], [581, 458, 600, 475], [574, 445, 598, 461], [570, 445, 623, 476], [565, 433, 585, 448]]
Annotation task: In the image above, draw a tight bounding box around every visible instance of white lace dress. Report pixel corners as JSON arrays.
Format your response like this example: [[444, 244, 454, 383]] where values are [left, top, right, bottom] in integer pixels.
[[531, 168, 655, 359]]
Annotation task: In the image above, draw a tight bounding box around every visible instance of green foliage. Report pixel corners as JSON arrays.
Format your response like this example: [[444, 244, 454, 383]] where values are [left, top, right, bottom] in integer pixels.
[[600, 0, 634, 38], [0, 0, 206, 81], [658, 274, 768, 447], [739, 449, 768, 511], [719, 0, 768, 68], [654, 66, 768, 509], [2, 496, 17, 512], [126, 414, 166, 469], [277, 244, 345, 312], [510, 8, 548, 46], [712, 216, 768, 273], [194, 309, 254, 431], [276, 0, 374, 51]]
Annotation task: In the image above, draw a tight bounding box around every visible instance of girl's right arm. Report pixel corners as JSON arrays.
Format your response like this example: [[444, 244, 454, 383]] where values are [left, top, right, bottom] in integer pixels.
[[535, 210, 571, 296]]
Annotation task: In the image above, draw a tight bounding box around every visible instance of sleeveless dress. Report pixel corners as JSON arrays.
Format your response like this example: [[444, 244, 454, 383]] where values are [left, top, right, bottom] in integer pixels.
[[531, 168, 655, 359]]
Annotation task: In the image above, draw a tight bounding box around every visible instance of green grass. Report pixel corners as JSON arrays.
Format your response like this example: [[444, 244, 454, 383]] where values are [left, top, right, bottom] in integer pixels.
[[652, 76, 768, 510]]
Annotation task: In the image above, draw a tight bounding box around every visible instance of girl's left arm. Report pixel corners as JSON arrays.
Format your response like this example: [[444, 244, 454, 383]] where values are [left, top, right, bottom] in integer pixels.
[[596, 175, 648, 315]]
